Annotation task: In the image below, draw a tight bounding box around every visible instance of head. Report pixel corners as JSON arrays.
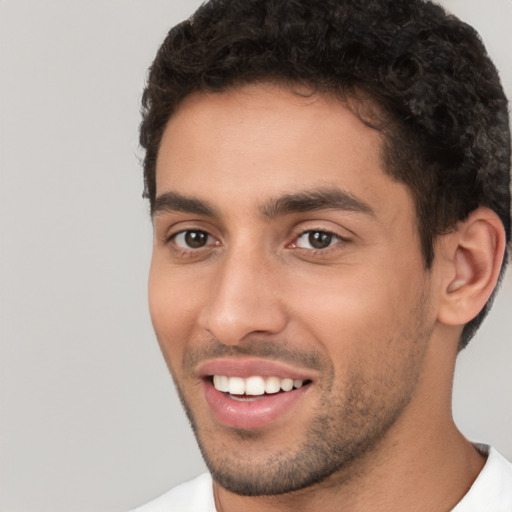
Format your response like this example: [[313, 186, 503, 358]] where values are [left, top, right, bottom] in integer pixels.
[[141, 0, 510, 499], [141, 0, 510, 350]]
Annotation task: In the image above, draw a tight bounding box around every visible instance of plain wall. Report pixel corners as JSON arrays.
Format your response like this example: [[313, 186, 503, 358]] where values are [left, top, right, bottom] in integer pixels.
[[0, 1, 510, 511]]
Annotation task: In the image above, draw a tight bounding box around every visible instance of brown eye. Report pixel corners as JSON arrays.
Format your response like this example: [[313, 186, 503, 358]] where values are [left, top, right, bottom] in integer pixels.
[[294, 230, 340, 250], [174, 230, 211, 249], [308, 231, 333, 249]]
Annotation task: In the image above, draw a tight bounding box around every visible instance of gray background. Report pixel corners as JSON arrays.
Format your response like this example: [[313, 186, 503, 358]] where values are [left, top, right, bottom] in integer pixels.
[[0, 1, 510, 511]]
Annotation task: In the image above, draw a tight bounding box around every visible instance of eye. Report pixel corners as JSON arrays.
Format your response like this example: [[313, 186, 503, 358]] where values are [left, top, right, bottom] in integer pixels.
[[293, 230, 342, 250], [172, 230, 214, 249]]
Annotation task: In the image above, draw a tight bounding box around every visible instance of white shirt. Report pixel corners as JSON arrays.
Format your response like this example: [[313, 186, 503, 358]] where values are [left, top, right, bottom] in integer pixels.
[[132, 445, 512, 512], [132, 473, 215, 512], [452, 445, 512, 511]]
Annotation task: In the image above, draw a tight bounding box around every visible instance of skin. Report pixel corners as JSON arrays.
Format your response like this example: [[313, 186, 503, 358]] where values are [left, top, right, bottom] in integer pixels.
[[148, 83, 495, 512]]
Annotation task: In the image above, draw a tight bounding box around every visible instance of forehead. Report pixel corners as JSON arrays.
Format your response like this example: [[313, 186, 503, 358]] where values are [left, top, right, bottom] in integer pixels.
[[154, 83, 410, 219]]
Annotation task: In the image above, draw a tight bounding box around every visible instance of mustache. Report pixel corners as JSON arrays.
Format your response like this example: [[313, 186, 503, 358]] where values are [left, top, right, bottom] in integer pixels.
[[183, 338, 329, 373]]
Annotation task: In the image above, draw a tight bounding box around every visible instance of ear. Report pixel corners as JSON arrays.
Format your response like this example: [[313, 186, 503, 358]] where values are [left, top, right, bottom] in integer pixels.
[[437, 207, 506, 327]]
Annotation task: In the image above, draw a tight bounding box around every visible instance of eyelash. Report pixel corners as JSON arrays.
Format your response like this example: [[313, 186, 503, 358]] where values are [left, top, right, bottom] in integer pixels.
[[290, 228, 347, 252], [166, 229, 218, 253], [165, 227, 348, 257]]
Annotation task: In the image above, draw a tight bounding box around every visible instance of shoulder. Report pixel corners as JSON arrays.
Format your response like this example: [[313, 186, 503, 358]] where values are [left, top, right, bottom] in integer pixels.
[[452, 445, 512, 511], [130, 473, 215, 512]]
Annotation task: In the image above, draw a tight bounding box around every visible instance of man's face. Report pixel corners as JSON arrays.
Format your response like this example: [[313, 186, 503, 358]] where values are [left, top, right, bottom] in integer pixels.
[[149, 84, 439, 495]]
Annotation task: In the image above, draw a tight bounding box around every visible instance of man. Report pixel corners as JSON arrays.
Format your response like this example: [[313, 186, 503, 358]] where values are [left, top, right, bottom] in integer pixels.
[[134, 0, 512, 510]]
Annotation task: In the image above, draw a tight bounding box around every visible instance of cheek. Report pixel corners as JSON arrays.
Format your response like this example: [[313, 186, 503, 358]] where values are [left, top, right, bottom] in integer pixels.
[[148, 259, 200, 365], [285, 259, 430, 368]]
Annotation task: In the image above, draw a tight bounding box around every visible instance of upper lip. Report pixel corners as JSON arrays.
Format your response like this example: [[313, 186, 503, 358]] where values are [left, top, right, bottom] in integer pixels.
[[197, 357, 316, 381]]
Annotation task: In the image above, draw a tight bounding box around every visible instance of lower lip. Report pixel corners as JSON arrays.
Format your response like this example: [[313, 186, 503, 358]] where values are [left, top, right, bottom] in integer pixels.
[[203, 380, 310, 430]]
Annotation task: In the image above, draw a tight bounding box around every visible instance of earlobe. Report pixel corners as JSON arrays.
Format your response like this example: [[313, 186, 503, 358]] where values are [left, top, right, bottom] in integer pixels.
[[438, 207, 506, 327]]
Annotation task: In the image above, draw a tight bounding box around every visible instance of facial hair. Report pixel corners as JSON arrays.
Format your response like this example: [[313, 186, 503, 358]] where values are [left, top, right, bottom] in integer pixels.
[[167, 292, 433, 496]]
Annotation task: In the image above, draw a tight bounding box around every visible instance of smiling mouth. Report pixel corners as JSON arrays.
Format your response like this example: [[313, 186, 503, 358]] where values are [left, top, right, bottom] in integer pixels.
[[210, 375, 312, 400], [201, 365, 314, 429]]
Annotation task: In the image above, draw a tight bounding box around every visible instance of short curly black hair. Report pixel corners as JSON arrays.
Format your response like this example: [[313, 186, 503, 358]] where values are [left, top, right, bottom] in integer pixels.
[[140, 0, 511, 349]]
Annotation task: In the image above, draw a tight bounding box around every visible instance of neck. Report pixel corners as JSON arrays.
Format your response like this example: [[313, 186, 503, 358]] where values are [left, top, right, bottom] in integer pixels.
[[214, 418, 484, 512]]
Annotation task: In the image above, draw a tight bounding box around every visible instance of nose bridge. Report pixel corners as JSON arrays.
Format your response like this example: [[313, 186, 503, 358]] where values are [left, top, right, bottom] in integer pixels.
[[199, 240, 286, 344]]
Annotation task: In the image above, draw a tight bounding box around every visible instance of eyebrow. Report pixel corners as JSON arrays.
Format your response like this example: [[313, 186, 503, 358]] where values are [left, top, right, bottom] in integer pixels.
[[152, 187, 374, 219], [152, 191, 218, 217], [260, 187, 374, 218]]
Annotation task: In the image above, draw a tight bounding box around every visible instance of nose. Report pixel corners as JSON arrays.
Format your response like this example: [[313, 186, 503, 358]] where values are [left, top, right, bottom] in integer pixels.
[[198, 246, 287, 345]]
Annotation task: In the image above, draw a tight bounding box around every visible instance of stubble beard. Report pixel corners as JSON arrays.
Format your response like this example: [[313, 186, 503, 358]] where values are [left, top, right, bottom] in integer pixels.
[[167, 290, 433, 497], [173, 345, 428, 497]]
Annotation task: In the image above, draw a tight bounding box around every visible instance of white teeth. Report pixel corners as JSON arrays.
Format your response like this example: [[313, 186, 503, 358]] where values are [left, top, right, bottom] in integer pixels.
[[213, 375, 306, 395], [213, 375, 229, 392], [245, 376, 265, 396], [264, 376, 281, 394], [280, 378, 294, 392], [228, 376, 245, 395]]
